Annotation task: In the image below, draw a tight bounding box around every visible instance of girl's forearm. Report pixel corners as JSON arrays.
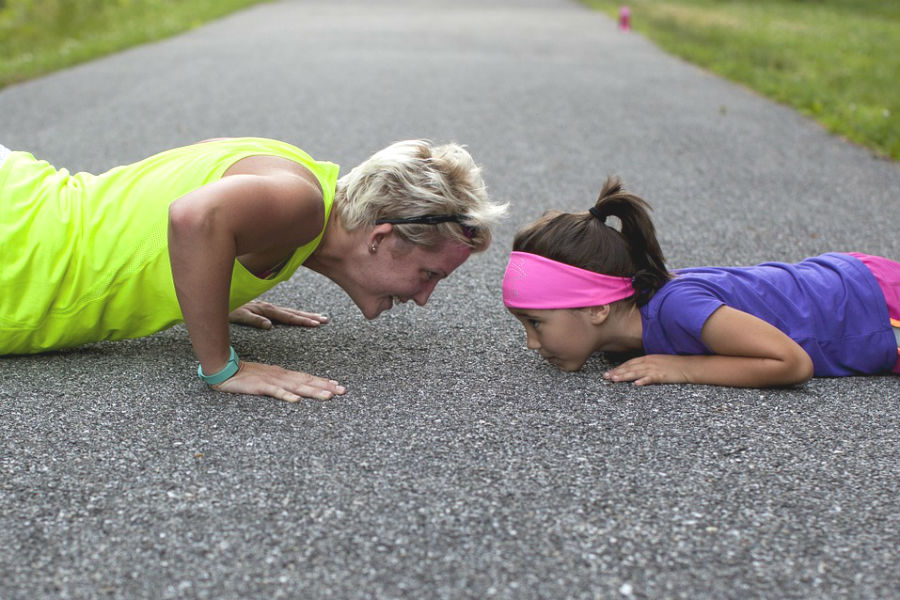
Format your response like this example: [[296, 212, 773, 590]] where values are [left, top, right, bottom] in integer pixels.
[[605, 351, 814, 388], [691, 305, 815, 387], [673, 353, 813, 387]]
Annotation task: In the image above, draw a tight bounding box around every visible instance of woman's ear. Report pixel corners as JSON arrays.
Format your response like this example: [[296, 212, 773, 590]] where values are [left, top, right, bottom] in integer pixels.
[[588, 304, 611, 325], [367, 223, 393, 253]]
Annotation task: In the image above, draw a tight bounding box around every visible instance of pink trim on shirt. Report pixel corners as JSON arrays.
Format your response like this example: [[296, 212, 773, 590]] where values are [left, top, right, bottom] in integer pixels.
[[846, 252, 900, 373]]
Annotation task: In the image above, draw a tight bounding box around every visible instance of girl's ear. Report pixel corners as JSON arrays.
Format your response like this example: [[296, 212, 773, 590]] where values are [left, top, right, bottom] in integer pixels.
[[588, 304, 611, 325]]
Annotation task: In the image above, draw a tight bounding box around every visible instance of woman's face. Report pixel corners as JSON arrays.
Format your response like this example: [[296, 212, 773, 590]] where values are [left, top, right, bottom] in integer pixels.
[[350, 235, 473, 320]]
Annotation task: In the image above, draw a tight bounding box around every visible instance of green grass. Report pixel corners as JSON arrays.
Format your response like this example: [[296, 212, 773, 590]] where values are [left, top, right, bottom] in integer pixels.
[[0, 0, 269, 89], [581, 0, 900, 160], [3, 0, 897, 160]]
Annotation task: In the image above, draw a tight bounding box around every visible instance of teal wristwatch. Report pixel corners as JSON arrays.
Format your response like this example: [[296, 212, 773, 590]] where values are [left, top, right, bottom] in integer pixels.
[[198, 346, 240, 385]]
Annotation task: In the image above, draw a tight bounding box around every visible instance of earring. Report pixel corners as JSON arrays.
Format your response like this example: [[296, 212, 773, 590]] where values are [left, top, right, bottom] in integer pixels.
[[370, 243, 377, 254]]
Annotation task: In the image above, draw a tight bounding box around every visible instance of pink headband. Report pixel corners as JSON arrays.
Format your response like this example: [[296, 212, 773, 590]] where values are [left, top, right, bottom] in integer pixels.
[[502, 251, 635, 309]]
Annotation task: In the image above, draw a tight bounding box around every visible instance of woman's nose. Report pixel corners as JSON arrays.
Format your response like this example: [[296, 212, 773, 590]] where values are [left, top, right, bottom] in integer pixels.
[[413, 281, 438, 306]]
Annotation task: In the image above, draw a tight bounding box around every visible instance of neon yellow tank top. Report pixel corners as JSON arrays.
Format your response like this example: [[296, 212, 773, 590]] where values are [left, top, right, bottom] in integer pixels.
[[0, 138, 339, 354]]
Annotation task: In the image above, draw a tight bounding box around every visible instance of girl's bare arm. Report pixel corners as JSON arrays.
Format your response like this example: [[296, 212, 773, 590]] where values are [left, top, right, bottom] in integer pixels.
[[604, 306, 814, 387]]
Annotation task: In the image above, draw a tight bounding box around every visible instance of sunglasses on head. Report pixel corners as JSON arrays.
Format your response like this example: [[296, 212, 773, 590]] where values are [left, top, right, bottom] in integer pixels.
[[375, 214, 477, 239]]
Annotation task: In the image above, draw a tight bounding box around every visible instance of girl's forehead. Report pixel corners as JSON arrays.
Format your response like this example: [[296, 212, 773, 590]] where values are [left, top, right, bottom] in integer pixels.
[[510, 308, 582, 320], [510, 308, 550, 317]]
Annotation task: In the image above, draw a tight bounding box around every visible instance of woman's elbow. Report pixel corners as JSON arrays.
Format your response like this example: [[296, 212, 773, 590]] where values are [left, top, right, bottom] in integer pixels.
[[168, 198, 211, 239]]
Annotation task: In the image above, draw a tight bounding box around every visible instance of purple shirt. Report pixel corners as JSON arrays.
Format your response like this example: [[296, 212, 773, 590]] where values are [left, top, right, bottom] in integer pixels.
[[639, 253, 896, 376]]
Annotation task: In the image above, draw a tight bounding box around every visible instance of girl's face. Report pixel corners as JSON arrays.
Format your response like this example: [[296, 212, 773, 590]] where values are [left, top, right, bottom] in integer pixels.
[[508, 308, 599, 371]]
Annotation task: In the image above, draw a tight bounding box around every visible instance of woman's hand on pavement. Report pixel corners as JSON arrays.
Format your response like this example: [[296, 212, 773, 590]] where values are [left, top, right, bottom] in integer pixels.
[[212, 361, 346, 402], [229, 301, 329, 329]]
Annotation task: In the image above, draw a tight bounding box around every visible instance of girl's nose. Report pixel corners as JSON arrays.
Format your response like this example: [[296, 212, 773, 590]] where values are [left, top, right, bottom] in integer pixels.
[[525, 330, 541, 350]]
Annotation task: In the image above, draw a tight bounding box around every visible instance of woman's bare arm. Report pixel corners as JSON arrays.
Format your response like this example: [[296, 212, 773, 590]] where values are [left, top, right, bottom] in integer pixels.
[[167, 168, 344, 401]]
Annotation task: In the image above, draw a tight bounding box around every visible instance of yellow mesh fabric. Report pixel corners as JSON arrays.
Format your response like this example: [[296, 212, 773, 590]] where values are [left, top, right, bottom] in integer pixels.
[[0, 138, 338, 354]]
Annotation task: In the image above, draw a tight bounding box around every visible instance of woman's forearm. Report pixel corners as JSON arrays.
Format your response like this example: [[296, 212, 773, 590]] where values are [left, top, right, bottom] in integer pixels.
[[168, 198, 237, 374]]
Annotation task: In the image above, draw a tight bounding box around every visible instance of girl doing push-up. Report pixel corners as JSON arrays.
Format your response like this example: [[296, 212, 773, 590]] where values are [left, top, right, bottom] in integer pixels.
[[502, 177, 900, 388]]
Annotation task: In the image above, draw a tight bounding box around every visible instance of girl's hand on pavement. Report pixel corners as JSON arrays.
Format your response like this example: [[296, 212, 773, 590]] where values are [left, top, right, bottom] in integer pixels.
[[212, 360, 346, 402], [603, 355, 692, 386]]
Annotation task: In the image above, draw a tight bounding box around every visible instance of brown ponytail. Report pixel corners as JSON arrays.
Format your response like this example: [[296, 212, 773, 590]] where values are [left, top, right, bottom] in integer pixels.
[[512, 176, 671, 306]]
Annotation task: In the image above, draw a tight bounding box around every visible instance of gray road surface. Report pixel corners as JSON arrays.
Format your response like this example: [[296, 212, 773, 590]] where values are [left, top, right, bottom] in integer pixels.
[[2, 1, 899, 598]]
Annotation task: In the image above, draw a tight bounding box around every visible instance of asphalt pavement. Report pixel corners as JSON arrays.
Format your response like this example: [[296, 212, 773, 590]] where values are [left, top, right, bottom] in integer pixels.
[[2, 0, 899, 598]]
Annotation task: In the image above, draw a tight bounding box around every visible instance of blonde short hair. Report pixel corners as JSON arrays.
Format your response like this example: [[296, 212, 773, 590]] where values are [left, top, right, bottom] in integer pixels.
[[334, 140, 507, 252]]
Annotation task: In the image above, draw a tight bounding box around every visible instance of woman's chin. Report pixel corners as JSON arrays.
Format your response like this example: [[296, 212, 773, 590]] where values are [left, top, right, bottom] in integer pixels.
[[360, 299, 392, 320], [363, 307, 383, 320]]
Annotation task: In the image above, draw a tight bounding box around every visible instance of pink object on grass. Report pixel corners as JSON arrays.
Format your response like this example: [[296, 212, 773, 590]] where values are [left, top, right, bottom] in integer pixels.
[[619, 6, 631, 31]]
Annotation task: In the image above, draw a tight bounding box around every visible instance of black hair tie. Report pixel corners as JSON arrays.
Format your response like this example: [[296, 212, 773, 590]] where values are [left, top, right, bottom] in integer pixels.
[[588, 206, 605, 223]]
